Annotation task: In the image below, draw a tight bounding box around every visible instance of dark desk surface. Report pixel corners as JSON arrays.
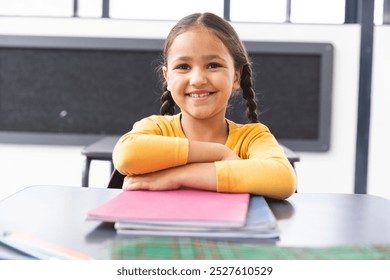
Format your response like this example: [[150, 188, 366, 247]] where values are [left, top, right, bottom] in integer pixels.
[[1, 185, 390, 259]]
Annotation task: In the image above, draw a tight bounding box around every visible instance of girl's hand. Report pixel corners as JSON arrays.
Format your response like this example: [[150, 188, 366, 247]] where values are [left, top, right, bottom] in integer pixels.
[[122, 168, 181, 191], [122, 163, 218, 192]]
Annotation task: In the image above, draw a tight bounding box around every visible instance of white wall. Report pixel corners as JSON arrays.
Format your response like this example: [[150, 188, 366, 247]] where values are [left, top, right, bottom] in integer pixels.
[[0, 17, 387, 200], [233, 23, 361, 196], [368, 25, 390, 198], [0, 143, 112, 200]]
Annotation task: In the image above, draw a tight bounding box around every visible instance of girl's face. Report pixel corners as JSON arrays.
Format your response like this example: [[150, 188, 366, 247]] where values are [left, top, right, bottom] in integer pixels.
[[163, 27, 241, 122]]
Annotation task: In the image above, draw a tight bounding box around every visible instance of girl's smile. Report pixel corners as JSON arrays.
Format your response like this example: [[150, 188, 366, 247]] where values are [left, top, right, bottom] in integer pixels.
[[186, 90, 216, 102]]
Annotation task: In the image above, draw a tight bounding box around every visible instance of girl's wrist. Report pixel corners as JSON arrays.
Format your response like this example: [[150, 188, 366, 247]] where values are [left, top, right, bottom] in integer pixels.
[[188, 141, 227, 163], [175, 163, 217, 191]]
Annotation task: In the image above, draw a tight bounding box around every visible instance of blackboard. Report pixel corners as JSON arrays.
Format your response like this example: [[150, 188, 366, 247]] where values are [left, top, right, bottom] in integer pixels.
[[0, 36, 333, 151]]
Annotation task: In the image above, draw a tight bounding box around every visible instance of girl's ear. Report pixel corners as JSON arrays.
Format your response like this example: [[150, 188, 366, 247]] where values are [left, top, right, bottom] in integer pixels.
[[162, 66, 170, 91], [162, 66, 168, 80], [233, 68, 242, 90]]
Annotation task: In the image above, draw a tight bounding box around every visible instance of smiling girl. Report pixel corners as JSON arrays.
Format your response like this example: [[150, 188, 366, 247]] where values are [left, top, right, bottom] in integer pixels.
[[113, 13, 296, 199]]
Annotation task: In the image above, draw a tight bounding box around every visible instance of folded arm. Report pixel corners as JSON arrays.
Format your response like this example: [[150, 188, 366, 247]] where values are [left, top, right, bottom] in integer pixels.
[[113, 133, 239, 175], [122, 162, 218, 192], [113, 116, 296, 199], [120, 155, 295, 200]]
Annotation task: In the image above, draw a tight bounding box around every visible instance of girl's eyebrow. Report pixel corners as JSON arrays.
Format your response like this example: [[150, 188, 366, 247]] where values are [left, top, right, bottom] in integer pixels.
[[172, 56, 191, 62], [171, 55, 226, 63], [203, 55, 226, 61]]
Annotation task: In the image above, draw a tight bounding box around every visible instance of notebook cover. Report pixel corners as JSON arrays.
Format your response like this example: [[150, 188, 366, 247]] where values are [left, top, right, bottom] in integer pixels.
[[245, 196, 278, 230], [87, 189, 250, 228], [115, 228, 279, 239], [115, 196, 279, 236]]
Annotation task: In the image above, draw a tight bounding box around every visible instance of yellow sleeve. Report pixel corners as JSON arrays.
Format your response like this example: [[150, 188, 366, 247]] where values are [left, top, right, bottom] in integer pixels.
[[215, 124, 296, 199], [112, 116, 188, 175]]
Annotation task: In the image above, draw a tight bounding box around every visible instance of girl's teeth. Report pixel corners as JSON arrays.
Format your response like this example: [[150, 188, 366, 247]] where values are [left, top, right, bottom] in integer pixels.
[[189, 93, 210, 98]]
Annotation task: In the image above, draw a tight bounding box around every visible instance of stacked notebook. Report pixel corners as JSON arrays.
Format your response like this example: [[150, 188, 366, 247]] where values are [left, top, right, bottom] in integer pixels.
[[87, 189, 279, 239]]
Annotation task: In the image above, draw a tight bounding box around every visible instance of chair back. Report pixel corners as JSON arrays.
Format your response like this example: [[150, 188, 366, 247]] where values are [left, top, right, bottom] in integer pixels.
[[107, 170, 125, 189]]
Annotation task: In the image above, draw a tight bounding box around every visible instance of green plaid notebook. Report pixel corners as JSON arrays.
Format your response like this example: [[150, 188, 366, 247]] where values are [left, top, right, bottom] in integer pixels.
[[105, 237, 390, 260]]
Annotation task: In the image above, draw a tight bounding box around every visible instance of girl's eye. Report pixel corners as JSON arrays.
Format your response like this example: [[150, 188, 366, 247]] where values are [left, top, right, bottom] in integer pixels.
[[176, 64, 190, 70], [208, 63, 221, 69]]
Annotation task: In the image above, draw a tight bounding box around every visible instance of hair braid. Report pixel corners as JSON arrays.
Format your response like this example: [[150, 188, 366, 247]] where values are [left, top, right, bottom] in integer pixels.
[[240, 64, 259, 123], [160, 80, 176, 115]]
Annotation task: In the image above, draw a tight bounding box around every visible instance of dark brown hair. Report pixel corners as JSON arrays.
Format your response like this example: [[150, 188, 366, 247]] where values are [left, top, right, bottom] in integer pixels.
[[160, 12, 259, 123]]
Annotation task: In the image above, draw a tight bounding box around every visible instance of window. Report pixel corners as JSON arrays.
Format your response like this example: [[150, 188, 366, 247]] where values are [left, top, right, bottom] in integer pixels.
[[0, 0, 73, 17], [230, 0, 288, 23], [290, 0, 345, 24], [109, 0, 223, 20], [375, 0, 384, 24], [77, 0, 102, 18], [0, 0, 386, 25]]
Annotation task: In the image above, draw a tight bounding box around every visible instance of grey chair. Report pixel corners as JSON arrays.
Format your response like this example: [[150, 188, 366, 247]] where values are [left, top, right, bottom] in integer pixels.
[[107, 169, 126, 189], [80, 136, 119, 187]]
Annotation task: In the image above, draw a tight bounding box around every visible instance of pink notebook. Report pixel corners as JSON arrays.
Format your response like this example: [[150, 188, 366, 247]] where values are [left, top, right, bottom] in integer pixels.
[[87, 189, 250, 228]]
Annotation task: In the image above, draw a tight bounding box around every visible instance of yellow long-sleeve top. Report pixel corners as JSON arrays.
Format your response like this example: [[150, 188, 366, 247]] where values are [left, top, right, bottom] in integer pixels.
[[113, 114, 297, 199]]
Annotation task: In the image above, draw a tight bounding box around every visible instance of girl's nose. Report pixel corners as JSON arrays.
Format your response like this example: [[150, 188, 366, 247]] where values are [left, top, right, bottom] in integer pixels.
[[189, 68, 207, 87]]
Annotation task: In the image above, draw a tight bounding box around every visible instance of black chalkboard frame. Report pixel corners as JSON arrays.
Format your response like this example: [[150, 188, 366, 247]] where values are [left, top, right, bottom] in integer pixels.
[[0, 35, 333, 151]]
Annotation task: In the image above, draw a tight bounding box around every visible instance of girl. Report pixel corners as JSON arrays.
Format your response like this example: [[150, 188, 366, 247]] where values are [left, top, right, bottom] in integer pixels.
[[113, 12, 296, 200]]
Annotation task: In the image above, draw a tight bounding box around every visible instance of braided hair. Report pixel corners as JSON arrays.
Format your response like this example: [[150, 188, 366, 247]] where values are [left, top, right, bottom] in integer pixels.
[[160, 13, 259, 123], [160, 79, 175, 116]]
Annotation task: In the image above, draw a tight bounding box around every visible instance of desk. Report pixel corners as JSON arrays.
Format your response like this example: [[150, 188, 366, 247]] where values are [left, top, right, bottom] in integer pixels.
[[1, 185, 390, 259], [80, 136, 301, 187]]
